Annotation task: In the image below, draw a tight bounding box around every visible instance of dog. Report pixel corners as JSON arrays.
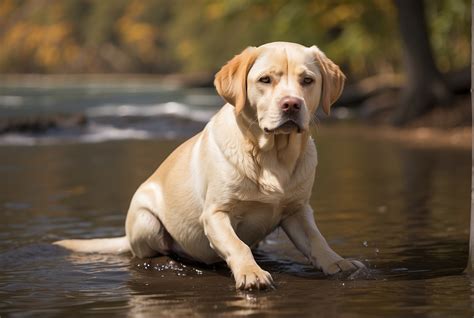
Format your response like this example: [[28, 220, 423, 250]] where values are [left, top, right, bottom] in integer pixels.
[[55, 42, 365, 290]]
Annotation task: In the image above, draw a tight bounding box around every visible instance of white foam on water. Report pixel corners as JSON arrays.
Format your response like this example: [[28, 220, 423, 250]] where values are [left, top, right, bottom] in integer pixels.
[[79, 123, 152, 143], [0, 123, 154, 146], [87, 102, 216, 122], [0, 102, 215, 146], [0, 134, 37, 146], [0, 96, 25, 108]]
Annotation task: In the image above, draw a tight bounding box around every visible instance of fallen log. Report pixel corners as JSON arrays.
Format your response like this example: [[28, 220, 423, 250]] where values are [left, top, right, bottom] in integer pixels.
[[336, 67, 470, 108]]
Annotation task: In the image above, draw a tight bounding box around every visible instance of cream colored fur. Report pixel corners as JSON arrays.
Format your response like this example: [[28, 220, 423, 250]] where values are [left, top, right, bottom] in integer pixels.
[[54, 42, 364, 290]]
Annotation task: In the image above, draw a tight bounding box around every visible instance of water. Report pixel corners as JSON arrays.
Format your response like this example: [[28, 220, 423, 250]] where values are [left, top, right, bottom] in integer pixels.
[[0, 81, 472, 317], [0, 79, 221, 144]]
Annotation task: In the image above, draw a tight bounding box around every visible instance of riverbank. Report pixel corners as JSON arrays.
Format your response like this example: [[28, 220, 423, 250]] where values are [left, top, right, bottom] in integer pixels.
[[331, 95, 472, 150], [319, 123, 471, 150]]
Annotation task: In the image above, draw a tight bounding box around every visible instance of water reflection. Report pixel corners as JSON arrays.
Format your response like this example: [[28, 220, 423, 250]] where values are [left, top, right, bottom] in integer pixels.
[[0, 124, 471, 316]]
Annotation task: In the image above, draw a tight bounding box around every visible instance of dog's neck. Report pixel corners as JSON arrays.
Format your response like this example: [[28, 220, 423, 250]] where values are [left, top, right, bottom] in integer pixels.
[[211, 105, 314, 194], [235, 109, 309, 173]]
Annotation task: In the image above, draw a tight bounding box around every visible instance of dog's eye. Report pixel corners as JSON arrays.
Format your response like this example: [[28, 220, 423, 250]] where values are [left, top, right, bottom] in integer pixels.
[[258, 76, 271, 84], [302, 77, 314, 85]]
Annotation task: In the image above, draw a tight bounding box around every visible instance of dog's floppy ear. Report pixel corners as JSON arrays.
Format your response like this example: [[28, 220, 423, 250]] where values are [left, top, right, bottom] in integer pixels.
[[312, 46, 345, 115], [214, 47, 258, 114]]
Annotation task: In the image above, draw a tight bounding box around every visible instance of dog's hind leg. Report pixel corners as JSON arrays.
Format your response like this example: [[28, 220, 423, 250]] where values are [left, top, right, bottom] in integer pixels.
[[125, 208, 172, 258]]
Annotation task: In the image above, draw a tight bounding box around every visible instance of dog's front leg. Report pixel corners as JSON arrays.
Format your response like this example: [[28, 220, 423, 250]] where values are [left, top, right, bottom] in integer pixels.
[[201, 208, 274, 290], [281, 205, 364, 275]]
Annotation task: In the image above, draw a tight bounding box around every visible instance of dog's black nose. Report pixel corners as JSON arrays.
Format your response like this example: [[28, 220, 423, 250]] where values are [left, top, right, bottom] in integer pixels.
[[280, 96, 303, 114]]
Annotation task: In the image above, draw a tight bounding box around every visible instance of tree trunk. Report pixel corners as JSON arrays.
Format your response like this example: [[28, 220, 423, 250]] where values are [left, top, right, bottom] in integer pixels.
[[465, 0, 473, 273], [392, 0, 451, 126]]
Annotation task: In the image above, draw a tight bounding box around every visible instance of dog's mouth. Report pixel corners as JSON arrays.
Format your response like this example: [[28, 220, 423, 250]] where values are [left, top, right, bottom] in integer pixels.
[[263, 120, 302, 134]]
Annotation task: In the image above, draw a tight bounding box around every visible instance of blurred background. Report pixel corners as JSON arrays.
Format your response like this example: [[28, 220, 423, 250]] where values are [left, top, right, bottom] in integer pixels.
[[0, 0, 470, 143]]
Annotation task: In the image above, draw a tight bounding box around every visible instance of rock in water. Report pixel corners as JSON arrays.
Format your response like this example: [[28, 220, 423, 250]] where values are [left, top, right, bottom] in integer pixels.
[[0, 113, 87, 134]]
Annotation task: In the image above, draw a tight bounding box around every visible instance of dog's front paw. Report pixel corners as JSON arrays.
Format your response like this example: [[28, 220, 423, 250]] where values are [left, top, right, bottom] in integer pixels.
[[323, 259, 365, 275], [233, 264, 274, 290]]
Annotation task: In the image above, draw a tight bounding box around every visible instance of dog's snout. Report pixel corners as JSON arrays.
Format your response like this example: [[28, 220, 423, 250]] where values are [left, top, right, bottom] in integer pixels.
[[280, 96, 302, 114]]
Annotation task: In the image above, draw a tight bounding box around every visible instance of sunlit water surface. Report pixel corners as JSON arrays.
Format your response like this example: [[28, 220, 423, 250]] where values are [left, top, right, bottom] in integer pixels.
[[0, 82, 472, 317]]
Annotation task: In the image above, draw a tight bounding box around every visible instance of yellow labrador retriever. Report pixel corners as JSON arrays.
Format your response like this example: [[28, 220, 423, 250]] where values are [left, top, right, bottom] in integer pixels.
[[55, 42, 364, 290]]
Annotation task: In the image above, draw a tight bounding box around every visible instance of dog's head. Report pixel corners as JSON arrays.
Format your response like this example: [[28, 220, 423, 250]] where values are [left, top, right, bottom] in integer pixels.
[[214, 42, 345, 135]]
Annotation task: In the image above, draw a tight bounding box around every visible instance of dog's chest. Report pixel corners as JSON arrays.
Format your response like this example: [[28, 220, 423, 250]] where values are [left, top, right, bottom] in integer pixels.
[[230, 201, 285, 247], [232, 159, 312, 204], [234, 142, 316, 202]]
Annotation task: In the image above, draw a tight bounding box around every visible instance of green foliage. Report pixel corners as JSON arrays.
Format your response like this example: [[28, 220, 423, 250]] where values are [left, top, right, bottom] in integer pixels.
[[426, 0, 471, 72], [0, 0, 469, 78]]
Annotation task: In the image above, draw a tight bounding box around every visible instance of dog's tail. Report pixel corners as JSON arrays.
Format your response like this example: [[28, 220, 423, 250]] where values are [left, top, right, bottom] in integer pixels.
[[53, 236, 131, 254]]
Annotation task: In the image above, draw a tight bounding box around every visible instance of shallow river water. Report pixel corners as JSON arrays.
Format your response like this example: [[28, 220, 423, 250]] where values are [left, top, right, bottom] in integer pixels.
[[0, 81, 472, 317]]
